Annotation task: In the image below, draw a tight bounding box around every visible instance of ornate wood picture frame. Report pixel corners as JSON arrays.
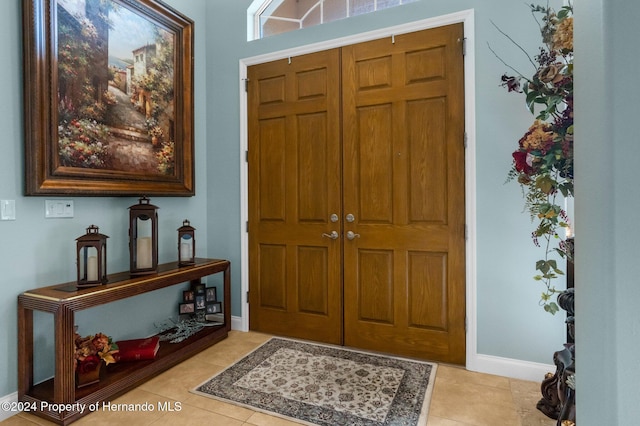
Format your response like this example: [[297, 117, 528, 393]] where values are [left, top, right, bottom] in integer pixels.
[[23, 0, 194, 196]]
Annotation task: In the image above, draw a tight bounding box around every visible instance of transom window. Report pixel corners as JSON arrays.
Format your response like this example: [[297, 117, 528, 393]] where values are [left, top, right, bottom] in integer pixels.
[[248, 0, 418, 40]]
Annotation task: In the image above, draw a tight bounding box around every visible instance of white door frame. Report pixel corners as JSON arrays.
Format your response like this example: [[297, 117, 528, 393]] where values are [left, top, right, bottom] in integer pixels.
[[237, 9, 477, 369]]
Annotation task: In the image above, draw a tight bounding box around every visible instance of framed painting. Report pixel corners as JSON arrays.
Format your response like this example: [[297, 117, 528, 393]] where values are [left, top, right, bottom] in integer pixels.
[[23, 0, 194, 196]]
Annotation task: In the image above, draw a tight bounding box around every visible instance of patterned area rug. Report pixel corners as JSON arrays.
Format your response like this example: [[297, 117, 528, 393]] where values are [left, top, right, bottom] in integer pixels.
[[192, 337, 437, 426]]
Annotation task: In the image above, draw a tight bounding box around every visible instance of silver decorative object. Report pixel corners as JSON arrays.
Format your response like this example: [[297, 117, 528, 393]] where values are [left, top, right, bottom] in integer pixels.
[[154, 317, 219, 343]]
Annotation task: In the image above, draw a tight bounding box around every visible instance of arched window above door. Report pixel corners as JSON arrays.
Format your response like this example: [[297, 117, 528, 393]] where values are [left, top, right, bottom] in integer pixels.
[[247, 0, 418, 40]]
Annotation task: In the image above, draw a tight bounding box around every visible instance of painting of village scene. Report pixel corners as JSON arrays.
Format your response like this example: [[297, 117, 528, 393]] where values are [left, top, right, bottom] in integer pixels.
[[57, 0, 176, 176]]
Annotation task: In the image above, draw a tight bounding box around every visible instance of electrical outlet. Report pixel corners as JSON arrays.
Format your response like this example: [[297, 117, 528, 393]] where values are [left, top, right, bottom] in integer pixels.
[[45, 200, 74, 218], [1, 200, 16, 220]]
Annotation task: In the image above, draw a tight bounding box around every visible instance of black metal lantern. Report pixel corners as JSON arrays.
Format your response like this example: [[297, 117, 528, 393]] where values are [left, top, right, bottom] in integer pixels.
[[178, 219, 196, 266], [76, 225, 108, 287], [128, 196, 159, 275]]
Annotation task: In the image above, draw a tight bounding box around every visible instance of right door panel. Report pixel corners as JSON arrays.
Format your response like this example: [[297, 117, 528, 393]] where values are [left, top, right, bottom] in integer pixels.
[[341, 24, 466, 363]]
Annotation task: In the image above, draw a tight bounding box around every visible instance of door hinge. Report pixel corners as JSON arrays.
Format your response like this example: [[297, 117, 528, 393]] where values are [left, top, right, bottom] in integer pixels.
[[463, 132, 468, 148], [462, 38, 467, 56], [465, 224, 468, 240], [246, 221, 249, 232], [246, 291, 249, 303], [245, 150, 249, 163], [244, 78, 249, 92]]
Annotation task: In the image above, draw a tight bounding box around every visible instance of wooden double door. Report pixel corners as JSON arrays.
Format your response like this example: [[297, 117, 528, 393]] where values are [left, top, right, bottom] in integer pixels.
[[247, 25, 466, 364]]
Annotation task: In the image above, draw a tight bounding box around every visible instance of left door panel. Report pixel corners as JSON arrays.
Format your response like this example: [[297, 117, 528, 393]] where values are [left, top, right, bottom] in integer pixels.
[[248, 49, 343, 344]]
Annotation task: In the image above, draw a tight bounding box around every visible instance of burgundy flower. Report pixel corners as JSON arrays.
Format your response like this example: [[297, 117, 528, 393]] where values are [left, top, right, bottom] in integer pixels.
[[77, 355, 100, 374], [512, 150, 532, 174], [500, 74, 522, 92]]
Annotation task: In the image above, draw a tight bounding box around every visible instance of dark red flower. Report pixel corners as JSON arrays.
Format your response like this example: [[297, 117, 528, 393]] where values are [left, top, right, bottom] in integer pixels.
[[77, 355, 100, 374], [512, 150, 532, 174]]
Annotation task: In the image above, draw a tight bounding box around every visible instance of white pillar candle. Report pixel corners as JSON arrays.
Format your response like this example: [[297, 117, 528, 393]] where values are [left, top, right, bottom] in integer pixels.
[[180, 242, 192, 261], [136, 237, 153, 269], [87, 256, 98, 281]]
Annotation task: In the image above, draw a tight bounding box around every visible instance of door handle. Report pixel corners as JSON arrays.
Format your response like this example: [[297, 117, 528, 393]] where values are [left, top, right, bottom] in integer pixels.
[[322, 231, 339, 240], [346, 231, 360, 240]]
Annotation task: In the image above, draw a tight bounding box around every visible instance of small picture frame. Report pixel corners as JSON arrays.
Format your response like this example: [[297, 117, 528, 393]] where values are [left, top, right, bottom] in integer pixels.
[[179, 302, 195, 314], [206, 301, 222, 314], [195, 294, 206, 310], [183, 290, 194, 302], [193, 282, 205, 295], [205, 287, 217, 302]]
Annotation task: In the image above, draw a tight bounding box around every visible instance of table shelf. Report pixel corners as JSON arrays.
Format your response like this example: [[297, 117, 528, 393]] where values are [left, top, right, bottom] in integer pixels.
[[18, 258, 231, 425]]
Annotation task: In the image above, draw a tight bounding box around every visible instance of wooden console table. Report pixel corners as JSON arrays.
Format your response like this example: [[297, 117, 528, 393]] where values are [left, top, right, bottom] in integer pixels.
[[17, 258, 231, 425]]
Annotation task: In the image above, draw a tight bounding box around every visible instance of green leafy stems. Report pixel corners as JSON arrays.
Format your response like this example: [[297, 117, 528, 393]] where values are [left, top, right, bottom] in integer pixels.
[[493, 3, 574, 313]]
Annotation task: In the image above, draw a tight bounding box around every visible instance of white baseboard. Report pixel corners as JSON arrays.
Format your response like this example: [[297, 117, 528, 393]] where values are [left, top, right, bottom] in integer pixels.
[[468, 353, 555, 382], [231, 315, 245, 331], [0, 392, 18, 422]]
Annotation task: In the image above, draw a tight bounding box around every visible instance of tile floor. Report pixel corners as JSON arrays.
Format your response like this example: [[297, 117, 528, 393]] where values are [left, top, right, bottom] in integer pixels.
[[3, 331, 555, 426]]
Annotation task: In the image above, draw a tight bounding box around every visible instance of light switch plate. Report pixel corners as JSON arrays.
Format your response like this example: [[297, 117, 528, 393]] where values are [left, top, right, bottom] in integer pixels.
[[45, 200, 74, 218], [1, 200, 16, 220]]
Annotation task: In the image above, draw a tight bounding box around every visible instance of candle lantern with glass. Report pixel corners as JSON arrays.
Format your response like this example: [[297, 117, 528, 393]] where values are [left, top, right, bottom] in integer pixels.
[[76, 225, 108, 287], [178, 219, 196, 266], [128, 196, 158, 275]]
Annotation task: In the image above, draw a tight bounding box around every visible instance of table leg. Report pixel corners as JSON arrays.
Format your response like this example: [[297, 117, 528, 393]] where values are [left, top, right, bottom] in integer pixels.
[[54, 305, 75, 404], [17, 298, 34, 397], [223, 262, 231, 331]]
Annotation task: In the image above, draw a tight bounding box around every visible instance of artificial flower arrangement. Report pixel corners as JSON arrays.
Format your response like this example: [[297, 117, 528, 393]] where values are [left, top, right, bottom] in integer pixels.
[[492, 3, 573, 314], [74, 330, 119, 376]]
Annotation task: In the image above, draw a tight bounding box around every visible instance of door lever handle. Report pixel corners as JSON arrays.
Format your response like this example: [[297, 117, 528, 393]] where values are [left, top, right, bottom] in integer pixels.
[[322, 231, 339, 240], [346, 231, 360, 240]]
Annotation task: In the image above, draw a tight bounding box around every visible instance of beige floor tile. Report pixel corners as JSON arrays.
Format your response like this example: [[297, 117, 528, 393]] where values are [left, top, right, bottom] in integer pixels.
[[9, 413, 60, 426], [2, 330, 553, 426], [229, 330, 273, 344], [436, 365, 511, 389], [0, 415, 48, 426], [189, 332, 271, 367], [520, 411, 556, 426], [137, 358, 223, 401], [182, 393, 256, 422], [510, 379, 555, 426], [243, 411, 307, 426], [427, 415, 476, 426], [71, 388, 170, 426], [151, 404, 245, 426], [430, 379, 521, 426]]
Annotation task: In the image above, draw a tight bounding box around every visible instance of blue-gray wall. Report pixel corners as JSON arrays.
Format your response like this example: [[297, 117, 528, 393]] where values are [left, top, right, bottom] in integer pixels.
[[576, 0, 640, 424], [3, 0, 638, 424]]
